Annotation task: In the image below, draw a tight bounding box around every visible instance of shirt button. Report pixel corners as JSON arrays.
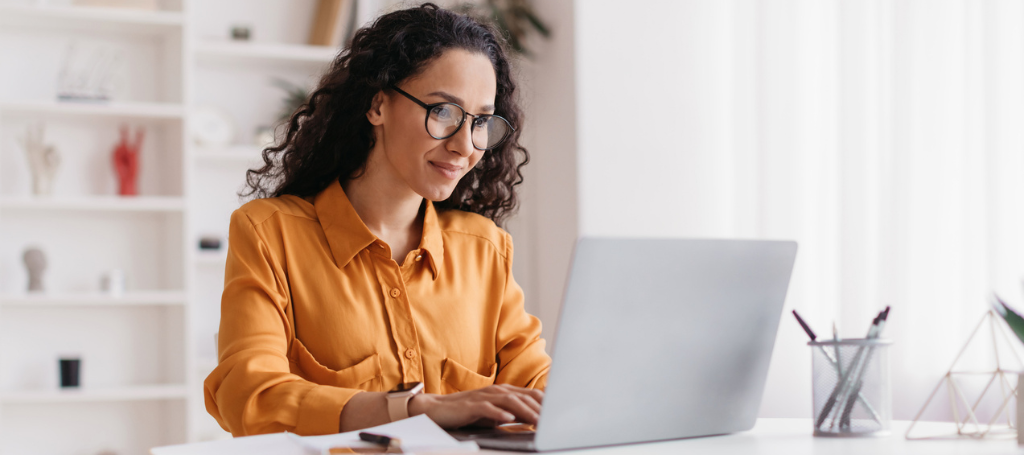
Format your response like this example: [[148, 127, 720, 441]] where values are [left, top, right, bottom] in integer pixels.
[[415, 255, 422, 261], [404, 349, 417, 359], [390, 288, 401, 298]]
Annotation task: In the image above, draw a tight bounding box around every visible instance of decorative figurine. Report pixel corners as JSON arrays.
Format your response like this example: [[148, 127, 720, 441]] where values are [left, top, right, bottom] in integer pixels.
[[56, 42, 122, 102], [254, 125, 275, 147], [112, 124, 144, 196], [199, 236, 222, 250], [18, 123, 61, 196], [230, 24, 252, 41], [59, 357, 81, 388], [100, 269, 125, 297], [23, 247, 47, 293]]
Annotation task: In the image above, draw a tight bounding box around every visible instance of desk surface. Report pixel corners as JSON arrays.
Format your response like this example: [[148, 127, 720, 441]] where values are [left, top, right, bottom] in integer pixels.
[[475, 419, 1024, 455]]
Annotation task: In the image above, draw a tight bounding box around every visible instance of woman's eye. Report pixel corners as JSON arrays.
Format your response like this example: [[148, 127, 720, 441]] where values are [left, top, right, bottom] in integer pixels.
[[473, 117, 488, 128], [432, 106, 454, 120]]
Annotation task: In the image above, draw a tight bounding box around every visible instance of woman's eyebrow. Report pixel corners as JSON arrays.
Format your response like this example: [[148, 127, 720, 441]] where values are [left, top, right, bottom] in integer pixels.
[[428, 91, 496, 113]]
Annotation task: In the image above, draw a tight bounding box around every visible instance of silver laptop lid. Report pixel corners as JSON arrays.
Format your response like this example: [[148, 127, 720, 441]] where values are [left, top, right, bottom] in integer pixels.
[[534, 238, 797, 451]]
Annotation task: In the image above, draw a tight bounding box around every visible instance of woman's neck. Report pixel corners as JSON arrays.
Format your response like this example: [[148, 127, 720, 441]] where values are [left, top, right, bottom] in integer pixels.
[[342, 150, 424, 261]]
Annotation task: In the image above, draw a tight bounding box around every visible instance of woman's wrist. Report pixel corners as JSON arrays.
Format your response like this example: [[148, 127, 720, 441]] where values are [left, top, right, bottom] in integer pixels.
[[407, 392, 436, 417]]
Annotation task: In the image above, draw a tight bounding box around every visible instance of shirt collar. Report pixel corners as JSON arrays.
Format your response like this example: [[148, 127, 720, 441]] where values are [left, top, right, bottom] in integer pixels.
[[314, 179, 443, 280]]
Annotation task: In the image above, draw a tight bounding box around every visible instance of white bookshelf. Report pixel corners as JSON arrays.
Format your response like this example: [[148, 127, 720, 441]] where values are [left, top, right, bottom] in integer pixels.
[[0, 0, 351, 450], [0, 0, 191, 452]]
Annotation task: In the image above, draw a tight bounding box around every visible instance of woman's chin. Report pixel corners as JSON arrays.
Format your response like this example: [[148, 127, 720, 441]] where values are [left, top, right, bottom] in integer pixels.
[[416, 184, 458, 202]]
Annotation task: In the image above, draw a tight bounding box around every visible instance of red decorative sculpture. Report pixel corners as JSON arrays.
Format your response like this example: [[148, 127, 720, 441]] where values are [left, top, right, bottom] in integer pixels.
[[112, 124, 144, 196]]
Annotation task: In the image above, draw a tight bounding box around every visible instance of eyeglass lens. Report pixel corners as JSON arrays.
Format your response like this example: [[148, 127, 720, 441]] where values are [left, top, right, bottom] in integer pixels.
[[427, 104, 510, 150]]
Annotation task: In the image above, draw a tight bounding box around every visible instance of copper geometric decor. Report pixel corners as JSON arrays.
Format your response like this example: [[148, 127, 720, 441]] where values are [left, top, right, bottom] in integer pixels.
[[906, 310, 1024, 440]]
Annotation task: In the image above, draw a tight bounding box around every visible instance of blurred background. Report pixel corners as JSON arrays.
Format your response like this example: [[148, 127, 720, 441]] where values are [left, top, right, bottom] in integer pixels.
[[0, 0, 1023, 453]]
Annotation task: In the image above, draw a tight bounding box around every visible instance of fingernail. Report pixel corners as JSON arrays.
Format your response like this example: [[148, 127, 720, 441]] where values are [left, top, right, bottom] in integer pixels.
[[503, 413, 515, 421]]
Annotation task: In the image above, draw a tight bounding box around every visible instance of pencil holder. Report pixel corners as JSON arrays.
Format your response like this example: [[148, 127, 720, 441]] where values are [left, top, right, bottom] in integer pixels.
[[809, 338, 892, 437]]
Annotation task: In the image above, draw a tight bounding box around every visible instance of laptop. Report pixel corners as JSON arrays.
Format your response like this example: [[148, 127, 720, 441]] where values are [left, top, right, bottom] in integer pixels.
[[449, 237, 798, 451]]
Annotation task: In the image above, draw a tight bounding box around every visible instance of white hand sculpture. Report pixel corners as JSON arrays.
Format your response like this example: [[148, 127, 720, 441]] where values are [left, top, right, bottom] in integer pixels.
[[19, 123, 61, 196]]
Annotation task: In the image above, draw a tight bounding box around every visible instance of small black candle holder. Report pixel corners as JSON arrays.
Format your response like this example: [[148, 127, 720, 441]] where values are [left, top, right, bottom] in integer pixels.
[[59, 357, 81, 388]]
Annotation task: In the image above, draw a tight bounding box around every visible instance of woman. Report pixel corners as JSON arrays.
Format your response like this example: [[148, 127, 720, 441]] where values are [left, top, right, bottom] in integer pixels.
[[204, 3, 551, 437]]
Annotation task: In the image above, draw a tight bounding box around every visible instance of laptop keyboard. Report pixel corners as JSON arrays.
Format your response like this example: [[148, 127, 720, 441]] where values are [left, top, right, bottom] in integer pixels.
[[481, 432, 536, 441]]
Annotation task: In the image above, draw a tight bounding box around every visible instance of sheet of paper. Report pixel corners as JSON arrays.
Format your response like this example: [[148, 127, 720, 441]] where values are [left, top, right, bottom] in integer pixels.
[[150, 432, 307, 455], [150, 415, 477, 455], [304, 414, 479, 452]]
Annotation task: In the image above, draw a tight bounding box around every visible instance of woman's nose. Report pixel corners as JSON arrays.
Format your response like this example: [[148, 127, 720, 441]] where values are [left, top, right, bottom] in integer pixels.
[[445, 121, 475, 157]]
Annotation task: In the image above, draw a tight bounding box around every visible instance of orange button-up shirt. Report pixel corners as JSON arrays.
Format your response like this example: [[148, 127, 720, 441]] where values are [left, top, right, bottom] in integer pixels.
[[204, 180, 551, 437]]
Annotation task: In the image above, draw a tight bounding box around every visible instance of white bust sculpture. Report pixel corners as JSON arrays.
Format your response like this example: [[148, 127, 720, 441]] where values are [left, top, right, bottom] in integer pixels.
[[23, 247, 46, 293]]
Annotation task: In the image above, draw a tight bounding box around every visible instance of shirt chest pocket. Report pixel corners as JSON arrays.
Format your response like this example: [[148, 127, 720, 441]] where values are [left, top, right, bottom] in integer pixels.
[[288, 338, 383, 392], [440, 357, 497, 394]]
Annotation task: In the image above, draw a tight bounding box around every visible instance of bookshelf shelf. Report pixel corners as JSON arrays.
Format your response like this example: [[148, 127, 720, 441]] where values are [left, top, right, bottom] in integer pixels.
[[0, 384, 188, 404], [194, 41, 338, 67], [0, 100, 185, 121], [0, 4, 183, 35], [195, 251, 228, 266], [0, 196, 185, 212], [194, 144, 266, 163], [0, 291, 187, 307]]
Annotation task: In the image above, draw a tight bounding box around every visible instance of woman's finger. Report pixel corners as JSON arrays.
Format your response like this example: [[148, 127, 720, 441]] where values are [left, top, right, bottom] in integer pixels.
[[475, 401, 516, 424], [492, 393, 539, 424], [494, 384, 545, 405], [516, 391, 542, 414], [524, 388, 544, 404]]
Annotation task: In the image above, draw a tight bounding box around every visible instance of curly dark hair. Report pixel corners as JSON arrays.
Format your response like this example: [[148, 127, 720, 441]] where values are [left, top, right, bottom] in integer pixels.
[[241, 3, 529, 227]]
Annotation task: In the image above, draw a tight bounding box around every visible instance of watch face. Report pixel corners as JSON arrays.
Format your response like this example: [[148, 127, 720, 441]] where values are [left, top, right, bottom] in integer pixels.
[[391, 382, 422, 393]]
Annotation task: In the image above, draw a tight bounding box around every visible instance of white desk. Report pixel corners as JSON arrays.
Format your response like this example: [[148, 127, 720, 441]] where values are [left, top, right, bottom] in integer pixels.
[[476, 419, 1024, 455]]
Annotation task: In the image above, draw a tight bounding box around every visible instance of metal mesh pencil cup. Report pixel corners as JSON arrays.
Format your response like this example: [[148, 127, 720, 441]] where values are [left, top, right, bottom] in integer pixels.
[[809, 338, 892, 437]]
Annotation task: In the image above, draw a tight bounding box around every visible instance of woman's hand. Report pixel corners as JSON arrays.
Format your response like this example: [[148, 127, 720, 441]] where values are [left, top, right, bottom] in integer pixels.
[[407, 384, 544, 429]]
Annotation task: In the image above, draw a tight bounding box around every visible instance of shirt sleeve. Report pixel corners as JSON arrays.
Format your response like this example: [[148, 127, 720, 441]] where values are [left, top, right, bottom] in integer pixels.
[[494, 231, 552, 390], [203, 209, 362, 436]]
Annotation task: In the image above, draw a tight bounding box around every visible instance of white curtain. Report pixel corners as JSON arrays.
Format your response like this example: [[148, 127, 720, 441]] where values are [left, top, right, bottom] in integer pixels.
[[738, 0, 1024, 420]]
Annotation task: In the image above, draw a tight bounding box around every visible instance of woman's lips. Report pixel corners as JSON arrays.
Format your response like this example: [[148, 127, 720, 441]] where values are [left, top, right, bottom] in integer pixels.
[[430, 161, 463, 180]]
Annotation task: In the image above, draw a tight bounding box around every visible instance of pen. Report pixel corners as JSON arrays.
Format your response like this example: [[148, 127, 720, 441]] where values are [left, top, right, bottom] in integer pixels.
[[838, 307, 890, 428], [792, 310, 817, 340], [359, 432, 403, 451], [833, 322, 843, 379], [828, 308, 885, 429]]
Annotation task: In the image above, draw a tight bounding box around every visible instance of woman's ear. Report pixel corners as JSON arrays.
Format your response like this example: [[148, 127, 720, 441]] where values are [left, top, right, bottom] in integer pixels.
[[367, 90, 386, 125]]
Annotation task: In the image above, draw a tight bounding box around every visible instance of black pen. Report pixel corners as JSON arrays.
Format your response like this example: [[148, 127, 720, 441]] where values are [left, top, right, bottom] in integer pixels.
[[359, 432, 402, 451], [792, 310, 817, 341]]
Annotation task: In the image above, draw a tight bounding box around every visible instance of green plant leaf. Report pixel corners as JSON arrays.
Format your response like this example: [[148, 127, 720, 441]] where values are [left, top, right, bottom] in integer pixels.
[[994, 294, 1024, 345], [523, 10, 550, 37], [464, 0, 548, 57], [270, 78, 309, 124]]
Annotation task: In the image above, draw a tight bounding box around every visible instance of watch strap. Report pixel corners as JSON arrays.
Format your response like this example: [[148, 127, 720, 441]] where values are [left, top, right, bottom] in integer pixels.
[[387, 392, 413, 422]]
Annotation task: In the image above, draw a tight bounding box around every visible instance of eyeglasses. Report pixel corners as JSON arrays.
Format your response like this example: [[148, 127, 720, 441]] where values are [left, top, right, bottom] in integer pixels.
[[390, 85, 514, 151]]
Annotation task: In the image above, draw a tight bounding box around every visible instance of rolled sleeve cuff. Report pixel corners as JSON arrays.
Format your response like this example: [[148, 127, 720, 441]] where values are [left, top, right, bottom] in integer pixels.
[[526, 370, 549, 391], [294, 386, 362, 435]]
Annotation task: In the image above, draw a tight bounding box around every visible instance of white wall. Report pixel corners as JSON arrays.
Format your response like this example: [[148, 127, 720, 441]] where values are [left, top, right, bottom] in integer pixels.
[[565, 0, 1024, 423], [514, 0, 578, 347], [575, 1, 736, 239]]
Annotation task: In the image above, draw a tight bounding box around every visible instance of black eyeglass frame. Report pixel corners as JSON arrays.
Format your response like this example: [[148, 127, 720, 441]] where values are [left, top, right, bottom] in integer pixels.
[[390, 85, 515, 151]]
